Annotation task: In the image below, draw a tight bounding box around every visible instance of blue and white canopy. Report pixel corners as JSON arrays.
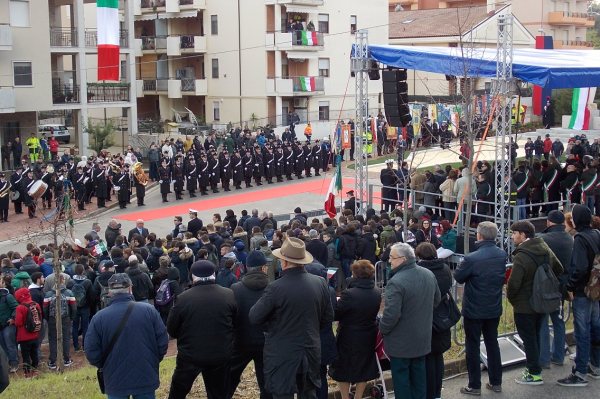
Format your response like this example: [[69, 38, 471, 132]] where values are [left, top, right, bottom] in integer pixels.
[[365, 44, 600, 89]]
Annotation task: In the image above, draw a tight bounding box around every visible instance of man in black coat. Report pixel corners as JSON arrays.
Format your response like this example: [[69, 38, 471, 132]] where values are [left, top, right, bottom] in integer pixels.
[[227, 251, 272, 399], [127, 219, 149, 242], [249, 238, 334, 399], [167, 261, 237, 399], [231, 149, 244, 189], [187, 210, 203, 239], [343, 190, 356, 215], [306, 230, 329, 267], [115, 166, 131, 209]]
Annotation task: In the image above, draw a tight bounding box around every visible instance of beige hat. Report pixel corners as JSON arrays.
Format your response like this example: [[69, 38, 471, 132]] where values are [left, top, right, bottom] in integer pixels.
[[272, 237, 313, 265]]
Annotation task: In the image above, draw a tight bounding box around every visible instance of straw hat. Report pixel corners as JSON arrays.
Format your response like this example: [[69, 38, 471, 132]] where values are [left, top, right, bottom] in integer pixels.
[[272, 237, 313, 265]]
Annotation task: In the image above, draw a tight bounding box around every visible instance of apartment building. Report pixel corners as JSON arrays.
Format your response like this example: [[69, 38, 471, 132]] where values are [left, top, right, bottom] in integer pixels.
[[389, 0, 486, 11], [134, 0, 388, 136], [0, 0, 137, 168]]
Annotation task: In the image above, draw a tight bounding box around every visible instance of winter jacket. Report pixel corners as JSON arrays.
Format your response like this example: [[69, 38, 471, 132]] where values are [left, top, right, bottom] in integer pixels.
[[507, 237, 563, 314], [258, 246, 277, 282], [85, 294, 168, 397], [40, 260, 54, 278], [167, 281, 237, 365], [28, 284, 45, 316], [439, 178, 456, 202], [232, 231, 249, 251], [242, 216, 262, 234], [250, 233, 267, 251], [249, 267, 334, 396], [440, 229, 457, 252], [146, 246, 165, 272], [306, 239, 329, 267], [231, 270, 269, 352], [338, 231, 358, 260], [43, 286, 76, 320], [105, 225, 121, 249], [539, 225, 573, 288], [454, 240, 507, 319], [43, 272, 72, 293], [379, 226, 397, 250], [71, 275, 93, 309], [216, 267, 238, 288], [0, 288, 17, 325], [357, 233, 377, 264], [379, 261, 441, 358], [126, 266, 154, 301], [20, 257, 40, 276], [171, 248, 194, 286], [14, 288, 41, 343], [568, 227, 600, 297]]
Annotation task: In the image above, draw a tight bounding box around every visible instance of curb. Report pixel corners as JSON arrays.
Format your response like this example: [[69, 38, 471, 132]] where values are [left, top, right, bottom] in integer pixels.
[[84, 182, 159, 220]]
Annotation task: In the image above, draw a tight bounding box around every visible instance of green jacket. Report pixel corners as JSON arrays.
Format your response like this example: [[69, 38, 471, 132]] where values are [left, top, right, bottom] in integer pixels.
[[440, 229, 457, 252], [380, 225, 396, 250], [0, 288, 18, 324], [507, 237, 563, 314]]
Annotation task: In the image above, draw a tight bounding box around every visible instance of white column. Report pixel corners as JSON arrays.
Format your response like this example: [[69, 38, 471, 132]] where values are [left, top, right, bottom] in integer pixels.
[[125, 0, 138, 134], [74, 0, 89, 155]]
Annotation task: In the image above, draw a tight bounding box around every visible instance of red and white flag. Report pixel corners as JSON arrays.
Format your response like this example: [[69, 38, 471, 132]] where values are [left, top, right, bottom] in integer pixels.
[[97, 0, 120, 81], [324, 167, 342, 218]]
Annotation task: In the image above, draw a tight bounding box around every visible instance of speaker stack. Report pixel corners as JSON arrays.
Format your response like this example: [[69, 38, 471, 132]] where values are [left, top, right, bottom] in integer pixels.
[[383, 69, 412, 127]]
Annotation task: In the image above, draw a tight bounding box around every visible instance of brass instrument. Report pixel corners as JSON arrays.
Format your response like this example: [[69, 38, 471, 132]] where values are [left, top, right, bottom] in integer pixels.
[[132, 162, 149, 186], [109, 161, 121, 174], [46, 164, 55, 174], [0, 183, 10, 198]]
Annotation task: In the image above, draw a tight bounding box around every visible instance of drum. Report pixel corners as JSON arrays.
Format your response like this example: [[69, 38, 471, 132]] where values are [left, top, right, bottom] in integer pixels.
[[28, 180, 48, 200]]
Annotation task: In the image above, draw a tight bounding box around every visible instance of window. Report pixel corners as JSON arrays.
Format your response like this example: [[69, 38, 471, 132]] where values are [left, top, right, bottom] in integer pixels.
[[350, 15, 357, 34], [211, 58, 219, 78], [211, 15, 218, 35], [213, 101, 220, 121], [9, 0, 30, 27], [318, 101, 330, 121], [318, 14, 329, 34], [13, 61, 32, 86], [120, 61, 127, 81], [318, 58, 330, 77]]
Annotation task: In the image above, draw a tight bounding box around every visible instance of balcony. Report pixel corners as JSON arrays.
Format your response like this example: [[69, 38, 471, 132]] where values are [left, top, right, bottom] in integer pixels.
[[554, 39, 594, 49], [52, 84, 80, 105], [0, 24, 12, 51], [141, 36, 168, 52], [266, 31, 324, 51], [87, 83, 130, 103], [168, 79, 182, 98], [548, 11, 595, 27], [266, 76, 324, 96], [181, 78, 208, 96], [141, 0, 166, 9], [167, 35, 206, 55], [277, 0, 324, 5], [85, 29, 129, 48], [141, 78, 169, 94], [166, 0, 206, 12], [50, 28, 78, 47], [0, 87, 15, 114]]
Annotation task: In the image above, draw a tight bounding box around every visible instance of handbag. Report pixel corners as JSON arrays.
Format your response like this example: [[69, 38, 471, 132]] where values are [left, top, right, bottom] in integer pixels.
[[432, 292, 461, 333], [97, 302, 135, 394]]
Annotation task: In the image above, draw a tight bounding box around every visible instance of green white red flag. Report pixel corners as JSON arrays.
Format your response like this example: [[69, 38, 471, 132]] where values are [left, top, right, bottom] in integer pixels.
[[324, 163, 342, 218], [300, 77, 316, 92], [301, 31, 319, 46], [97, 0, 120, 81], [568, 87, 596, 130]]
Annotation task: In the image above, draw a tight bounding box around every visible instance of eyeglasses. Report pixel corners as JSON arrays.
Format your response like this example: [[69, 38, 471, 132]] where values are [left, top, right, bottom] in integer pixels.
[[389, 255, 405, 261]]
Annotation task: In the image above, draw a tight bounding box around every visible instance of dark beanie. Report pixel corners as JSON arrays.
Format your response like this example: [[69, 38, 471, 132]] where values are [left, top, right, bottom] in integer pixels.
[[246, 250, 267, 268], [572, 204, 592, 231], [547, 210, 565, 225]]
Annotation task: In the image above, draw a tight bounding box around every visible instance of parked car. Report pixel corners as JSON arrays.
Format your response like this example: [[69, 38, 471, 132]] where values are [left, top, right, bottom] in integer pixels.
[[39, 124, 70, 144]]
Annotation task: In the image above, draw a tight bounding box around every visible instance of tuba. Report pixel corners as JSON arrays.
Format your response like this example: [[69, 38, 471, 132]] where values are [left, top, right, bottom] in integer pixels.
[[132, 162, 149, 186], [0, 183, 10, 198]]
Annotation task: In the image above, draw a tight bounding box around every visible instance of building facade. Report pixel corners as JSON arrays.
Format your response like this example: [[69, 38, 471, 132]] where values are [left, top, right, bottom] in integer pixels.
[[0, 0, 138, 165], [134, 0, 388, 138]]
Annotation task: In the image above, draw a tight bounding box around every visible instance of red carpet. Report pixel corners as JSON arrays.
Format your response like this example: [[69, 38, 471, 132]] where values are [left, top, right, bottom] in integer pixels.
[[117, 177, 356, 222]]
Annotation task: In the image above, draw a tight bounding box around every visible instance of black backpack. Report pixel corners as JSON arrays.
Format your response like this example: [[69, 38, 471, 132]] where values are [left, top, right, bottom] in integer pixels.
[[24, 303, 42, 333], [521, 251, 561, 314]]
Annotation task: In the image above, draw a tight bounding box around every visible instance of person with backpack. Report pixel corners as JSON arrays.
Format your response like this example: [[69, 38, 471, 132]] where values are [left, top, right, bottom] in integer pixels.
[[71, 264, 93, 352], [93, 260, 115, 311], [43, 274, 77, 369], [126, 259, 154, 303], [14, 287, 42, 378], [0, 276, 18, 373], [507, 221, 563, 386], [558, 204, 600, 386], [155, 264, 182, 326], [216, 258, 238, 288], [28, 272, 46, 361]]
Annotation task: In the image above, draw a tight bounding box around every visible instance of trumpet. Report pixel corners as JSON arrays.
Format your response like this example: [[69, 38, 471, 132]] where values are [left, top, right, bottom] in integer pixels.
[[0, 184, 10, 198], [132, 162, 149, 186]]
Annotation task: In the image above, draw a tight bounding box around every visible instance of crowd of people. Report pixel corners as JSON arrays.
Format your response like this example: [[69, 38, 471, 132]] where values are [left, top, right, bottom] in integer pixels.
[[0, 195, 597, 398]]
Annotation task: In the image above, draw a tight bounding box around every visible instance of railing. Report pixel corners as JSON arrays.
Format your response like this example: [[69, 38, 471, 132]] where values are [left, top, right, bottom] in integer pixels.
[[141, 0, 165, 7], [142, 78, 169, 92], [291, 31, 324, 47], [50, 28, 78, 47], [179, 0, 193, 4], [52, 84, 80, 104], [284, 0, 325, 5], [85, 29, 129, 48], [291, 76, 324, 92], [141, 36, 167, 50], [87, 83, 130, 103], [180, 78, 196, 92], [180, 35, 196, 49]]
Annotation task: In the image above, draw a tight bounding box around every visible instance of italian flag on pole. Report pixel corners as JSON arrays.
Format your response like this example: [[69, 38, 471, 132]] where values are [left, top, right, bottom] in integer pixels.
[[301, 31, 319, 46], [324, 162, 342, 218], [568, 87, 597, 130], [97, 0, 120, 81], [300, 77, 316, 92]]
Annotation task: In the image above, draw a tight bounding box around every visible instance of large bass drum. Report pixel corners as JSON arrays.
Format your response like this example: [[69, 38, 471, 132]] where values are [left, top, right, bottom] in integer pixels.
[[28, 180, 48, 200]]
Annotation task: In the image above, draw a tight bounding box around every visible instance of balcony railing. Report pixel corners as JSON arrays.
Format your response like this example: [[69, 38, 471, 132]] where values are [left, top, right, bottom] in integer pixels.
[[554, 39, 594, 48], [179, 0, 194, 4], [141, 0, 166, 7], [141, 36, 167, 50], [280, 0, 324, 5], [85, 29, 129, 48], [291, 76, 324, 92], [548, 11, 595, 26], [291, 31, 324, 47], [50, 28, 78, 47], [143, 78, 169, 92], [180, 78, 196, 91], [52, 84, 80, 104], [180, 35, 196, 49], [87, 83, 130, 103]]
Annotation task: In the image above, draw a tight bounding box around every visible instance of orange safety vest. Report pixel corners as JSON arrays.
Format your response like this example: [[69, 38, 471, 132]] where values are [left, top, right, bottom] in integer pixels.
[[304, 125, 312, 136]]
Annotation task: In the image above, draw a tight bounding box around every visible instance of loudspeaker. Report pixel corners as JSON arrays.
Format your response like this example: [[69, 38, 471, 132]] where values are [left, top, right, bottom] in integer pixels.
[[368, 60, 380, 80], [383, 69, 411, 127]]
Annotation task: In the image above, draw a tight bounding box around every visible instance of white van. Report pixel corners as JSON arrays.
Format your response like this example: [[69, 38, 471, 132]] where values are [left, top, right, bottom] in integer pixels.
[[39, 124, 70, 144]]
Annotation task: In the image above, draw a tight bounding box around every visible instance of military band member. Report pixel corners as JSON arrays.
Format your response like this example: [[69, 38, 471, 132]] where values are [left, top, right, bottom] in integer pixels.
[[10, 165, 24, 214], [253, 146, 264, 186], [198, 153, 210, 196], [22, 169, 36, 218], [159, 158, 172, 203], [94, 162, 109, 209], [186, 157, 198, 198], [73, 166, 86, 211], [115, 164, 131, 209], [264, 146, 275, 184], [172, 157, 185, 200], [40, 164, 54, 210], [311, 140, 322, 177], [0, 173, 10, 222], [284, 143, 294, 181], [294, 142, 304, 179], [209, 152, 220, 193], [302, 141, 312, 178], [232, 148, 244, 190], [133, 166, 147, 206], [243, 150, 254, 188], [220, 150, 232, 192], [274, 146, 284, 183]]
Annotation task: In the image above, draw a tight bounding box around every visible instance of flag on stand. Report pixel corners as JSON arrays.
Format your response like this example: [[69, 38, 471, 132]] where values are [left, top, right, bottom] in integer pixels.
[[301, 31, 319, 46], [569, 87, 597, 130], [299, 77, 316, 92], [324, 162, 343, 218], [91, 241, 108, 258], [97, 0, 120, 81]]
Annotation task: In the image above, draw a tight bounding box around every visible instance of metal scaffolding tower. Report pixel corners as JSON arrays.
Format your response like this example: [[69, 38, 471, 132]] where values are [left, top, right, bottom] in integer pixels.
[[493, 14, 514, 250], [351, 30, 369, 216]]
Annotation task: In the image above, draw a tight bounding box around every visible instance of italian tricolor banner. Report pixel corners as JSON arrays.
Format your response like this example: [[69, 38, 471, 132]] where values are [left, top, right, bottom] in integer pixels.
[[97, 0, 120, 81], [299, 77, 316, 92], [324, 163, 342, 218], [301, 31, 319, 46], [569, 87, 596, 130]]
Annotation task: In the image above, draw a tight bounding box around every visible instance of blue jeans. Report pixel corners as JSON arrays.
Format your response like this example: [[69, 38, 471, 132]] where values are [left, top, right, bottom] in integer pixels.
[[0, 325, 18, 367], [517, 197, 527, 220], [572, 296, 600, 374], [72, 307, 90, 350], [108, 393, 155, 399], [539, 308, 566, 366], [389, 356, 426, 399], [585, 194, 595, 213]]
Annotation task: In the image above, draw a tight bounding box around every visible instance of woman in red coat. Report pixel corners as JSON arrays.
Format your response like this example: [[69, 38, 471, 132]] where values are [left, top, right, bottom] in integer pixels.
[[14, 287, 42, 377]]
